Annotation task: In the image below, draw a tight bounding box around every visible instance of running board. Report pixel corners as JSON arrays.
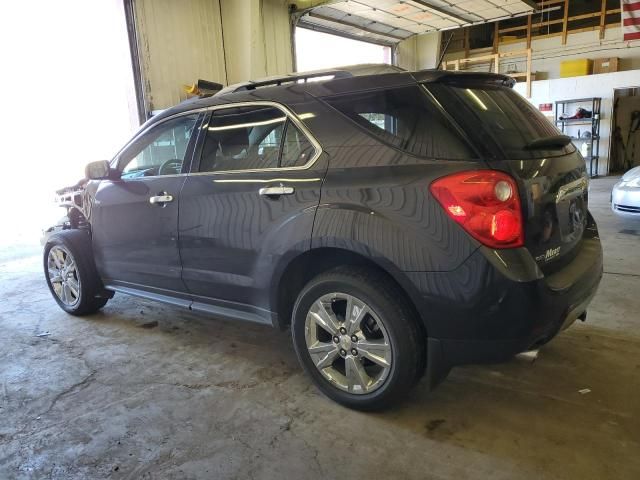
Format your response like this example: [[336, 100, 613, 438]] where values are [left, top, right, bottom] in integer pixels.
[[104, 284, 272, 326]]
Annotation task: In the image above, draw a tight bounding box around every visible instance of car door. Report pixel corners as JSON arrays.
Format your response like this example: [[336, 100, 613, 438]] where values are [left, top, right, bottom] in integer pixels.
[[178, 102, 326, 322], [91, 112, 202, 299]]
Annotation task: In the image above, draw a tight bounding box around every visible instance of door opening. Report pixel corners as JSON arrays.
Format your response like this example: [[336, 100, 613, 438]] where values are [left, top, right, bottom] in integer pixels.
[[611, 87, 640, 173]]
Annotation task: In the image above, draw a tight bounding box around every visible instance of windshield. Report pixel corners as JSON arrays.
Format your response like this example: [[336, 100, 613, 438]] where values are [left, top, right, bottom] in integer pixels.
[[427, 84, 576, 160]]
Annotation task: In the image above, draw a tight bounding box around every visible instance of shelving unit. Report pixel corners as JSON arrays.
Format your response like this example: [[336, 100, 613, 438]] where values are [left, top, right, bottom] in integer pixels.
[[554, 97, 601, 177]]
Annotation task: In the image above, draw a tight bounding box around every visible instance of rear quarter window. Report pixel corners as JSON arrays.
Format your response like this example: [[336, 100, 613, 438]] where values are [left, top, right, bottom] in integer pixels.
[[323, 86, 477, 160]]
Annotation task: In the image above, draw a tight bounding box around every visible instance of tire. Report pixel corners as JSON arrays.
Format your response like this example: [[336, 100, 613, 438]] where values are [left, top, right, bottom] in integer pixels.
[[291, 266, 425, 411], [43, 229, 110, 316]]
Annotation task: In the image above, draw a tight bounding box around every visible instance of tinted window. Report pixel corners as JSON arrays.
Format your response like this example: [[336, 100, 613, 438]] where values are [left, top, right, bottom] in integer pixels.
[[281, 121, 314, 168], [324, 86, 475, 160], [427, 84, 575, 159], [199, 106, 286, 172], [120, 114, 199, 177]]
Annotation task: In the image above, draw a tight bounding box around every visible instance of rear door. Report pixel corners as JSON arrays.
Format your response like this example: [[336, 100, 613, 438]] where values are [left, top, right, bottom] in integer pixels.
[[178, 102, 326, 319], [91, 112, 201, 296], [428, 82, 589, 270]]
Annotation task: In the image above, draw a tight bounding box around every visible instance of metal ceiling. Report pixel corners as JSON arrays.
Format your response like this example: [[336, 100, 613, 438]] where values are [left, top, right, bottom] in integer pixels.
[[296, 0, 538, 45]]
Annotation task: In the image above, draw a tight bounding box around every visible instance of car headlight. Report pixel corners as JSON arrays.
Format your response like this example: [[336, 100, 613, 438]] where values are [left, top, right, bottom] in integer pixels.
[[620, 177, 640, 188]]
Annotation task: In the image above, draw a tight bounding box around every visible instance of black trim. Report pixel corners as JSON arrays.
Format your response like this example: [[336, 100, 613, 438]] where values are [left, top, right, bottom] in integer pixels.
[[123, 0, 147, 123]]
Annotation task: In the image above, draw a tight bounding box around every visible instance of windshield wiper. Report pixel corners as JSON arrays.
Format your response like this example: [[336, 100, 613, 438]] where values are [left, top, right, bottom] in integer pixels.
[[525, 135, 572, 150]]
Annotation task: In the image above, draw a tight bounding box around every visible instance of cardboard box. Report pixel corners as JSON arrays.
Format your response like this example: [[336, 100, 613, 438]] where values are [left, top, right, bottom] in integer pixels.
[[560, 59, 593, 78], [593, 57, 619, 74]]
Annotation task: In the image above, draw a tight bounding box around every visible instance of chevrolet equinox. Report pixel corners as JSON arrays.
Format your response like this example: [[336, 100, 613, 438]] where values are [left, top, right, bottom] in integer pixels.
[[43, 65, 603, 410]]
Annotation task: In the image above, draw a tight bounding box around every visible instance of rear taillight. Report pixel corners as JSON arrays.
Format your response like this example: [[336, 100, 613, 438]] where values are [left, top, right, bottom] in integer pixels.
[[429, 170, 524, 249]]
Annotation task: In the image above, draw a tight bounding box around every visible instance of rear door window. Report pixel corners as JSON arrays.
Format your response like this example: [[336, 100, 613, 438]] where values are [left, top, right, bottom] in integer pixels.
[[427, 84, 575, 159], [199, 106, 286, 172], [323, 86, 476, 160], [198, 106, 317, 172]]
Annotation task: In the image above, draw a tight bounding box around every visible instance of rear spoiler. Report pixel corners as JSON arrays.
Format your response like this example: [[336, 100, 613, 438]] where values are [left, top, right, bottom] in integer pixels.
[[412, 70, 516, 89]]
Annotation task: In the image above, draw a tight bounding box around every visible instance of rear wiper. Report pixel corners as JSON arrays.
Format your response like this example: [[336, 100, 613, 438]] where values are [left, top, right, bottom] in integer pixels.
[[525, 135, 572, 150]]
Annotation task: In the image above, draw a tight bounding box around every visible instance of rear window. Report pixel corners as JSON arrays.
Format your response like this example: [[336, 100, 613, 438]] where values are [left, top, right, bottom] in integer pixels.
[[323, 86, 476, 160], [427, 84, 575, 159]]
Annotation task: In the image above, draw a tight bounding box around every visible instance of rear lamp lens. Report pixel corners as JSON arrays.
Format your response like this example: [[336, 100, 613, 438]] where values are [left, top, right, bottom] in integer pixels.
[[429, 170, 524, 249]]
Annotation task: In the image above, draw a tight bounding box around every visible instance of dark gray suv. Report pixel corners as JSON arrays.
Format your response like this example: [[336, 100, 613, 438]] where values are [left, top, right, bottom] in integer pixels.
[[43, 65, 603, 410]]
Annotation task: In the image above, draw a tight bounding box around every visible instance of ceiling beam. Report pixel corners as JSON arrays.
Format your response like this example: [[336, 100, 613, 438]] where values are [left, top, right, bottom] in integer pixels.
[[306, 11, 408, 41], [297, 19, 396, 46], [408, 0, 469, 24]]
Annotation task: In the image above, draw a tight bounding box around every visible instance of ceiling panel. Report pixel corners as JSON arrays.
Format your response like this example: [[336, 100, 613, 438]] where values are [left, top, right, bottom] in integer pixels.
[[297, 0, 538, 43]]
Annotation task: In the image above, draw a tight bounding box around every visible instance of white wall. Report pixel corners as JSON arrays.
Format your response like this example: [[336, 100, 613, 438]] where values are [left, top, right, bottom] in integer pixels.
[[221, 0, 293, 84], [135, 0, 227, 112], [135, 0, 294, 111], [501, 27, 640, 80], [515, 70, 640, 176], [416, 32, 441, 70], [396, 32, 441, 71]]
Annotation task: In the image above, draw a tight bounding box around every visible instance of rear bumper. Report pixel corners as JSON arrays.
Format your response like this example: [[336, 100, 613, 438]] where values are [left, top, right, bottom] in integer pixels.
[[411, 217, 603, 387]]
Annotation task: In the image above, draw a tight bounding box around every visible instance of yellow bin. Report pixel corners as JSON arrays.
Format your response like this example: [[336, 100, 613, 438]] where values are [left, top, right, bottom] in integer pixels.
[[560, 59, 593, 78]]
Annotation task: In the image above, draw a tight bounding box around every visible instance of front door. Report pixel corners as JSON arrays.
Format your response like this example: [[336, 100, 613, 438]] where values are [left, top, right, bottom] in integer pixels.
[[178, 104, 325, 319], [92, 112, 201, 296]]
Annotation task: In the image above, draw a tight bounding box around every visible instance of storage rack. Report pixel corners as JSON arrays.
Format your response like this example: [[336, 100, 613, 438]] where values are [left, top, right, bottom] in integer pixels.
[[554, 97, 601, 178]]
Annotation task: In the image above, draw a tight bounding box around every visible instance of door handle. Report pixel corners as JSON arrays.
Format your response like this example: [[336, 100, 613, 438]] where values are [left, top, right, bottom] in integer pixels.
[[258, 185, 295, 197], [149, 193, 174, 205]]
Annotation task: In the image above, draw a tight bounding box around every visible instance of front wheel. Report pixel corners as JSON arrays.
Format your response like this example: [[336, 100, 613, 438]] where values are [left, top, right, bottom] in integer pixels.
[[291, 266, 425, 410], [44, 230, 109, 315]]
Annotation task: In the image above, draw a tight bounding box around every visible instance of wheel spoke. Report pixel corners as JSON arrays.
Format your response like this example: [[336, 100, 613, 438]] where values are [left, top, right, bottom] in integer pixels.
[[60, 283, 69, 303], [308, 342, 339, 369], [345, 356, 370, 392], [48, 269, 62, 283], [67, 278, 80, 297], [64, 284, 75, 302], [65, 259, 76, 274], [344, 296, 368, 335], [356, 338, 391, 368], [309, 300, 340, 335], [51, 250, 63, 269]]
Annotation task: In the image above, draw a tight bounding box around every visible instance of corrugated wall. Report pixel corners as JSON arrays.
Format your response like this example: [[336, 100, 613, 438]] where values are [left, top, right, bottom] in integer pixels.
[[220, 0, 293, 84], [134, 0, 293, 112]]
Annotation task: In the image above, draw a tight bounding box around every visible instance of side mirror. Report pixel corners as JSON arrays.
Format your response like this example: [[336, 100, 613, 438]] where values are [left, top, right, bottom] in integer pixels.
[[85, 160, 111, 180]]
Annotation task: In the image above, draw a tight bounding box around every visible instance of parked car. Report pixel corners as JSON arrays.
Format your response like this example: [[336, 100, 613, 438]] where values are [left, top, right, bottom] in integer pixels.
[[43, 65, 603, 410], [612, 166, 640, 218]]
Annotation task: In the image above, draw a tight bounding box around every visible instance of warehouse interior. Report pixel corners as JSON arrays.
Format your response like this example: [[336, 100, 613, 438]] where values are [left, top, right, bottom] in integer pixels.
[[1, 0, 639, 479]]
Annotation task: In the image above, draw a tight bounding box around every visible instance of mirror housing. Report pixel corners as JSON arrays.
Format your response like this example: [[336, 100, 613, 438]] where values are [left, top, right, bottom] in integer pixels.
[[85, 160, 112, 180]]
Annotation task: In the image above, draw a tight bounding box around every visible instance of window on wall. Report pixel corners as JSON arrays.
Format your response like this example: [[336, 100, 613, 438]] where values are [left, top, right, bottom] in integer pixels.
[[295, 27, 392, 72]]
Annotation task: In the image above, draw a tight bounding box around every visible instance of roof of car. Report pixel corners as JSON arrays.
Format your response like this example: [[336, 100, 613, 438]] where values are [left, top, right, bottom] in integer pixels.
[[148, 64, 515, 126]]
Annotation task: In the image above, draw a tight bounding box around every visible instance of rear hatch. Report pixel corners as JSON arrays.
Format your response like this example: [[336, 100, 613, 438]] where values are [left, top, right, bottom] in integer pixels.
[[426, 80, 589, 271]]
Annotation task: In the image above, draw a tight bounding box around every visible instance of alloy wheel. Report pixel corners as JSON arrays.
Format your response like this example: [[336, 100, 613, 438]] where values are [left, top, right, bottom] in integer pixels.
[[47, 245, 81, 306], [304, 292, 392, 394]]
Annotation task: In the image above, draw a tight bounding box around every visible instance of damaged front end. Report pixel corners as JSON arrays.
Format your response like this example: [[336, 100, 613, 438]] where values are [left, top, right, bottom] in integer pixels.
[[41, 179, 91, 245]]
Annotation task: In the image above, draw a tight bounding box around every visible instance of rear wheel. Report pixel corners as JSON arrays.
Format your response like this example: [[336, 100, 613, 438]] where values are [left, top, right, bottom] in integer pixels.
[[292, 266, 424, 410], [44, 230, 109, 315]]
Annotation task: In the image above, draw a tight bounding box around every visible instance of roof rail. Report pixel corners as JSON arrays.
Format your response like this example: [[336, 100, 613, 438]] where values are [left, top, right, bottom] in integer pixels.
[[217, 69, 354, 96]]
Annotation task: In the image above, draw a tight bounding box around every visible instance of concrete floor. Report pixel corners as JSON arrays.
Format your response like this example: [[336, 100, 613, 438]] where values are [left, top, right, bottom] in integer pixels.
[[1, 177, 639, 480]]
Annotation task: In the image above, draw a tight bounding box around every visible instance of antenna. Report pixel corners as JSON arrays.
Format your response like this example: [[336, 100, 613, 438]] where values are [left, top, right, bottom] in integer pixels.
[[437, 32, 455, 70]]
